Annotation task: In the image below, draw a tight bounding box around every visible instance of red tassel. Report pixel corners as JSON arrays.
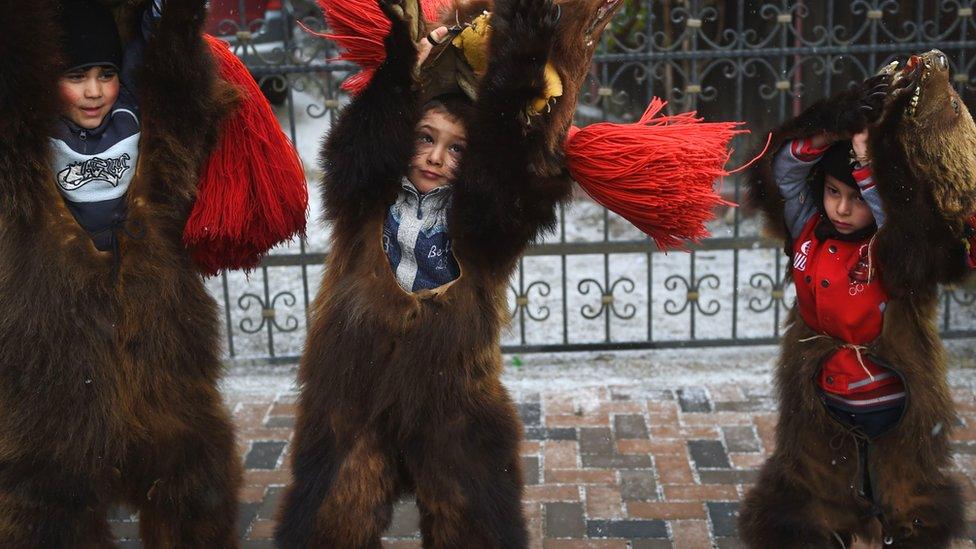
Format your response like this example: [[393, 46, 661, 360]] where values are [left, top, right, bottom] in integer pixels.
[[309, 0, 454, 94], [184, 35, 309, 275], [565, 98, 748, 250]]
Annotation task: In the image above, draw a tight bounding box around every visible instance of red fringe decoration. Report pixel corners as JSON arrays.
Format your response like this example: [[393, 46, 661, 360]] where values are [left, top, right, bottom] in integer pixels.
[[310, 0, 453, 94], [184, 35, 308, 275], [565, 98, 748, 250]]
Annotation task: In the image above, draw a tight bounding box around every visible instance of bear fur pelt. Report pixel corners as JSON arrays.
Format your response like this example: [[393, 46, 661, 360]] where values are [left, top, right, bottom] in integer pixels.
[[272, 0, 620, 545], [0, 0, 242, 546], [739, 51, 976, 547]]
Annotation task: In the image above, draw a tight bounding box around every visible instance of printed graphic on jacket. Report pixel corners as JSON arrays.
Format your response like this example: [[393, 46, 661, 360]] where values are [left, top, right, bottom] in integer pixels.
[[57, 153, 132, 191], [51, 138, 137, 202], [847, 243, 874, 296]]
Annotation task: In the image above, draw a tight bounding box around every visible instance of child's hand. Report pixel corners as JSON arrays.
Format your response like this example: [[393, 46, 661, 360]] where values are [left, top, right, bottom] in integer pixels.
[[852, 128, 870, 165], [416, 26, 450, 70]]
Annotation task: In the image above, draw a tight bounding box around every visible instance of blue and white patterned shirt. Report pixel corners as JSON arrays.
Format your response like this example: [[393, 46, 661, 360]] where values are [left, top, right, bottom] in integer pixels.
[[383, 179, 460, 292]]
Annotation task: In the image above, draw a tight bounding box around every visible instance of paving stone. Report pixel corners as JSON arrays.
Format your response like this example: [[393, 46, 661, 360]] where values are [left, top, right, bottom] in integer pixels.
[[688, 440, 732, 469], [546, 502, 587, 537], [546, 469, 616, 484], [237, 502, 261, 540], [241, 484, 269, 504], [387, 498, 421, 538], [697, 469, 759, 484], [244, 441, 287, 470], [525, 484, 581, 502], [614, 415, 648, 439], [524, 456, 541, 485], [723, 426, 761, 453], [546, 440, 579, 469], [248, 519, 276, 540], [677, 388, 712, 413], [663, 484, 738, 502], [627, 501, 706, 520], [654, 454, 695, 484], [579, 428, 615, 455], [548, 413, 611, 428], [586, 485, 624, 519], [713, 399, 772, 413], [520, 402, 543, 426], [543, 541, 630, 549], [619, 470, 657, 501], [586, 520, 668, 539], [256, 486, 283, 520], [672, 519, 712, 548], [629, 541, 672, 549], [707, 502, 740, 538], [526, 427, 578, 441], [264, 416, 295, 429], [715, 538, 747, 549], [581, 453, 652, 469]]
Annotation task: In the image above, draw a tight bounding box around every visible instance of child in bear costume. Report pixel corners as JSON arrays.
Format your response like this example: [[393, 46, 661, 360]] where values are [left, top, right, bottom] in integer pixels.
[[272, 0, 631, 544], [0, 0, 306, 545], [739, 51, 976, 548]]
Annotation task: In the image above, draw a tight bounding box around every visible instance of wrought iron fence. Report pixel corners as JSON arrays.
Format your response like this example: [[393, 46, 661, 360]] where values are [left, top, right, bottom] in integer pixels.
[[206, 0, 976, 364]]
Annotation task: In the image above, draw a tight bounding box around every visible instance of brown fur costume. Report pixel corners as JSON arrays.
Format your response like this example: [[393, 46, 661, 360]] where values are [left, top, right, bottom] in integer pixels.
[[739, 51, 976, 548], [0, 0, 242, 545], [272, 0, 621, 546]]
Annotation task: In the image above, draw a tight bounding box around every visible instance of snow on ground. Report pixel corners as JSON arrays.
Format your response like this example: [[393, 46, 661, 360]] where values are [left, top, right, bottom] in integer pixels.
[[205, 86, 976, 363]]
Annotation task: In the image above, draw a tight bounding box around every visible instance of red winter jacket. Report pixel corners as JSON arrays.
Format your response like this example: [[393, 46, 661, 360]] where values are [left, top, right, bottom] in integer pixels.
[[777, 139, 905, 411]]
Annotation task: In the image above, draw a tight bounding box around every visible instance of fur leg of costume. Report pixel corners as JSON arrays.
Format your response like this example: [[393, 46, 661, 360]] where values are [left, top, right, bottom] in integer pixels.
[[740, 53, 975, 547], [0, 0, 242, 545]]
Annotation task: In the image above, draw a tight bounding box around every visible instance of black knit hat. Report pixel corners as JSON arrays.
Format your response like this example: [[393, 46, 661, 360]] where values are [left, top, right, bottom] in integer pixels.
[[58, 0, 123, 72], [820, 141, 858, 189]]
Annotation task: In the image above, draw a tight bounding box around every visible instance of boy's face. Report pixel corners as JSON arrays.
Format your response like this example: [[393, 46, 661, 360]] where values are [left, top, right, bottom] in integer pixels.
[[58, 65, 120, 129], [408, 108, 467, 194], [823, 175, 875, 234]]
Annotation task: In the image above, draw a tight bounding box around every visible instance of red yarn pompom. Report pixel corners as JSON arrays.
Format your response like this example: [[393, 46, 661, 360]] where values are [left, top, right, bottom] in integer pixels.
[[565, 98, 749, 250], [184, 35, 309, 275]]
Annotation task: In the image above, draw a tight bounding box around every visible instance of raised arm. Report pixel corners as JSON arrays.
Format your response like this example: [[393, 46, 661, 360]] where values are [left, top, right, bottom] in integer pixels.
[[771, 137, 826, 238], [748, 72, 891, 242], [0, 0, 62, 224], [137, 0, 232, 212], [321, 0, 422, 224], [448, 0, 564, 274]]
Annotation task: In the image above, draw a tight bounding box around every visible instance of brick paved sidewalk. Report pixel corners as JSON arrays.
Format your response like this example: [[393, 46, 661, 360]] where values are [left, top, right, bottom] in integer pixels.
[[111, 374, 976, 548]]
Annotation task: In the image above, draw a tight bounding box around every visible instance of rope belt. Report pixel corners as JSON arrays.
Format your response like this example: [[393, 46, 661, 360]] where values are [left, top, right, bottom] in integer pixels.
[[798, 334, 875, 381]]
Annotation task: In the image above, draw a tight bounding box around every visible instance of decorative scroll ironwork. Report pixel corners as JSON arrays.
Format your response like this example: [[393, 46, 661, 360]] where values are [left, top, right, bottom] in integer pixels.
[[579, 277, 638, 320], [238, 292, 300, 335]]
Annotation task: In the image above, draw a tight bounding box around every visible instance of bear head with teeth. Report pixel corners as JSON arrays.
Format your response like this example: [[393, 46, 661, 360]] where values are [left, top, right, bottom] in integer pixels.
[[870, 49, 976, 294]]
